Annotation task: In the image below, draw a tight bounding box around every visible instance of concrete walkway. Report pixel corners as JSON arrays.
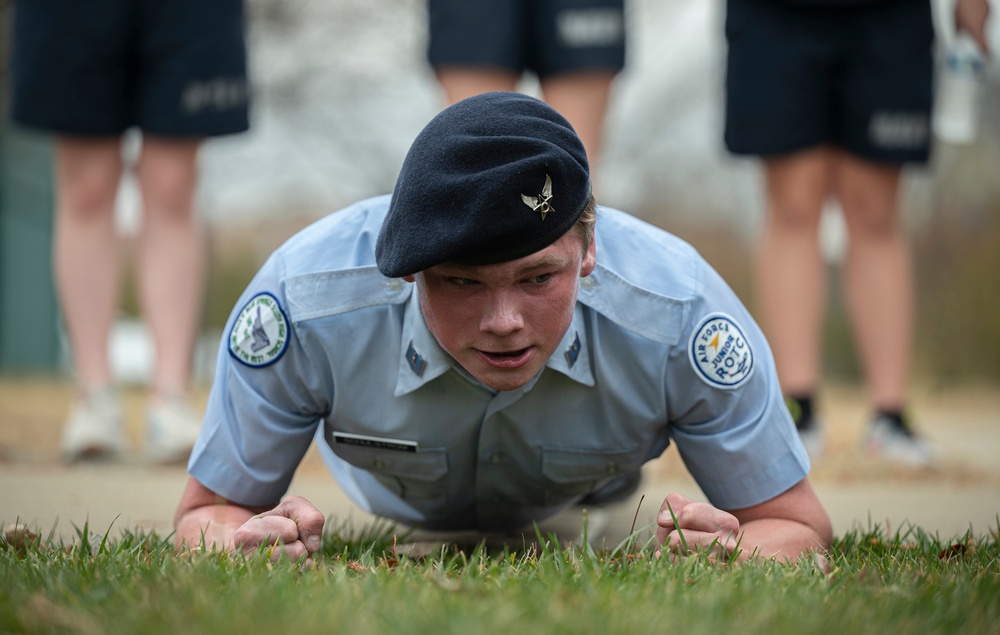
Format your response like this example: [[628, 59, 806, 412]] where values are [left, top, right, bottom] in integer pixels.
[[2, 380, 998, 545]]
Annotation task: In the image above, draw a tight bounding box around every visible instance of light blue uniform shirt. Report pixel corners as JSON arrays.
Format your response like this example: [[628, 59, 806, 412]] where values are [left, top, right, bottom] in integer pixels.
[[189, 195, 809, 530]]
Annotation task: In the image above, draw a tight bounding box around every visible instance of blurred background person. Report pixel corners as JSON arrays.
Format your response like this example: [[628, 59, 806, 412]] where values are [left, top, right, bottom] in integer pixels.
[[427, 0, 626, 174], [8, 0, 251, 463], [722, 0, 991, 466]]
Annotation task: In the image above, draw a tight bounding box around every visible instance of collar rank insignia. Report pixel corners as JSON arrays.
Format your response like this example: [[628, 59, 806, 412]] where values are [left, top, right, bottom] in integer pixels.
[[564, 331, 581, 368], [406, 340, 427, 377], [521, 174, 554, 221]]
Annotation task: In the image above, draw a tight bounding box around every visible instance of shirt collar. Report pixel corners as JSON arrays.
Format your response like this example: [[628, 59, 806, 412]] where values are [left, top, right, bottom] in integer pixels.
[[394, 289, 454, 396], [394, 289, 595, 396], [542, 302, 595, 387]]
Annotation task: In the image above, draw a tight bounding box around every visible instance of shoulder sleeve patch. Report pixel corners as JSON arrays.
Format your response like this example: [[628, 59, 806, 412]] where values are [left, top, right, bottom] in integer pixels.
[[229, 292, 290, 368], [688, 313, 755, 389]]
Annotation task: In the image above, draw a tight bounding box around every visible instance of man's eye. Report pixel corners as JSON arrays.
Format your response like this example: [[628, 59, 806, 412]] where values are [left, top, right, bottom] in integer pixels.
[[448, 277, 478, 287], [526, 274, 551, 284]]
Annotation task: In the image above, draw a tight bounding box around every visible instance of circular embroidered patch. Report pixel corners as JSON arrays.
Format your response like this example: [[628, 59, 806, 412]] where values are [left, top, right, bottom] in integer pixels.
[[229, 292, 289, 368], [688, 313, 755, 389]]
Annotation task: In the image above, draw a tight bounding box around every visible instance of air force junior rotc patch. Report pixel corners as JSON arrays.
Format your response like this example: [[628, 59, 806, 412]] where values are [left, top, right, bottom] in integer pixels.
[[688, 313, 754, 389], [229, 292, 289, 367]]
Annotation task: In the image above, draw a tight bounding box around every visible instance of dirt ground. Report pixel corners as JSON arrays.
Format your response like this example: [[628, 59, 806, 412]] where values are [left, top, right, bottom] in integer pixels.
[[1, 377, 998, 546]]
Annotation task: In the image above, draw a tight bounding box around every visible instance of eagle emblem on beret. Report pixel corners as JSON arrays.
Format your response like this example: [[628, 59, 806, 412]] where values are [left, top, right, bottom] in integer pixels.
[[521, 174, 554, 221]]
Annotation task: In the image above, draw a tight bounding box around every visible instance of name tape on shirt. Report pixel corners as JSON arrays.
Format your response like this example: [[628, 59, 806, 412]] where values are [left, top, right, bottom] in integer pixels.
[[332, 432, 418, 453], [229, 292, 289, 368], [688, 313, 754, 389]]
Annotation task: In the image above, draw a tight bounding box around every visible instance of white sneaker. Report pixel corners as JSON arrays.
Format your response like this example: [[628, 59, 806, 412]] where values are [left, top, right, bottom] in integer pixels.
[[864, 414, 933, 468], [61, 388, 125, 463], [785, 397, 823, 460], [146, 396, 203, 465], [797, 419, 825, 461]]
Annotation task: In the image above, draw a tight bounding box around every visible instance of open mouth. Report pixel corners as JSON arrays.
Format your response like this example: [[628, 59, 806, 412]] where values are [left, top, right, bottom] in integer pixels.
[[476, 347, 533, 369]]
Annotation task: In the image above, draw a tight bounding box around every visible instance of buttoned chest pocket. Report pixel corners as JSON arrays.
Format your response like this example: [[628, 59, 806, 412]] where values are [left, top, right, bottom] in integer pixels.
[[540, 446, 644, 506], [330, 443, 450, 515]]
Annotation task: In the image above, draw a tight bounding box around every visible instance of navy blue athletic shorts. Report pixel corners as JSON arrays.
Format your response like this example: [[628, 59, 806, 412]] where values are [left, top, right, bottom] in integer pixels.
[[724, 0, 935, 164], [428, 0, 626, 78], [10, 0, 250, 137]]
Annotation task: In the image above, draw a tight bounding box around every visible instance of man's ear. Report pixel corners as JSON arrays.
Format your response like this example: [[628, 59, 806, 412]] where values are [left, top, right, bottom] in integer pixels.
[[581, 229, 596, 277], [401, 274, 417, 283]]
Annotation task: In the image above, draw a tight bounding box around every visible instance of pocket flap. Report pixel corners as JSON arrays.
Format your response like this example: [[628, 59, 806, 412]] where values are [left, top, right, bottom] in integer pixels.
[[330, 442, 449, 481], [541, 446, 642, 484]]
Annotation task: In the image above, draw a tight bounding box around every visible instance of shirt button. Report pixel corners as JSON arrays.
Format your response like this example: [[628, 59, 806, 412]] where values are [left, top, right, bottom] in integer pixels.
[[581, 277, 596, 291]]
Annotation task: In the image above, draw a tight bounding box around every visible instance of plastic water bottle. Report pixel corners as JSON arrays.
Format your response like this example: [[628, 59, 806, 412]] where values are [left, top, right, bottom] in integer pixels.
[[933, 32, 987, 145]]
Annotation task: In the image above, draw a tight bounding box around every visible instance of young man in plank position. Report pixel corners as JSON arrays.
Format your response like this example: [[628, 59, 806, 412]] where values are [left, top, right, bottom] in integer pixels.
[[174, 92, 832, 565]]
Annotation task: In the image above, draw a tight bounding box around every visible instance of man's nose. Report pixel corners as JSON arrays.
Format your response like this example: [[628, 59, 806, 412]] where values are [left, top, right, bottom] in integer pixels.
[[479, 291, 524, 336]]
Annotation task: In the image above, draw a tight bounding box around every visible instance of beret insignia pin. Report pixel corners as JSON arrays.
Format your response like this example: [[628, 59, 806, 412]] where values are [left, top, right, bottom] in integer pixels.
[[521, 174, 554, 221]]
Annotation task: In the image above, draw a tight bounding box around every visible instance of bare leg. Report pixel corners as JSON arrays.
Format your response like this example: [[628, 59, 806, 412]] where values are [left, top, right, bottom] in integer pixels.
[[53, 136, 125, 392], [757, 148, 833, 397], [54, 136, 129, 460], [541, 70, 617, 172], [134, 135, 205, 402], [833, 152, 911, 413], [434, 67, 519, 105]]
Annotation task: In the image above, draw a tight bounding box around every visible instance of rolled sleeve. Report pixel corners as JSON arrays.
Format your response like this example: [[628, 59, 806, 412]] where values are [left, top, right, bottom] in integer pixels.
[[187, 255, 330, 508], [666, 260, 810, 511]]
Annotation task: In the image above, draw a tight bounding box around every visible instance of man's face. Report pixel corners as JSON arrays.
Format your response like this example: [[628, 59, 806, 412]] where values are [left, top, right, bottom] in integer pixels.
[[404, 230, 597, 391]]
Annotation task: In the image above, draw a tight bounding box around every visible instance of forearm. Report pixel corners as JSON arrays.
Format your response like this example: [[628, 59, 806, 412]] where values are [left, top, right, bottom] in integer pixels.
[[174, 503, 257, 552], [735, 517, 832, 564]]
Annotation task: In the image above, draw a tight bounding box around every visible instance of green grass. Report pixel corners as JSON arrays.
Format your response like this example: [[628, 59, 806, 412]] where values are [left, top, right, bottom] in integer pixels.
[[2, 519, 998, 635]]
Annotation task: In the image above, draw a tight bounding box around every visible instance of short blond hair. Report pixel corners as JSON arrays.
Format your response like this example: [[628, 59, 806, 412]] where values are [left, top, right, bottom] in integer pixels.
[[570, 195, 598, 252]]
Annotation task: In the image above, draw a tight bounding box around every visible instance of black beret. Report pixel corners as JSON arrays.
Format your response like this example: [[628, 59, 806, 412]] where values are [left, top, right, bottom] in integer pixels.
[[375, 91, 591, 278]]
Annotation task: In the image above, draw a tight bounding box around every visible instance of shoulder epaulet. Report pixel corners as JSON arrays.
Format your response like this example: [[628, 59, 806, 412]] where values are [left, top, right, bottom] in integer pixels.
[[578, 264, 690, 345], [284, 266, 411, 322]]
